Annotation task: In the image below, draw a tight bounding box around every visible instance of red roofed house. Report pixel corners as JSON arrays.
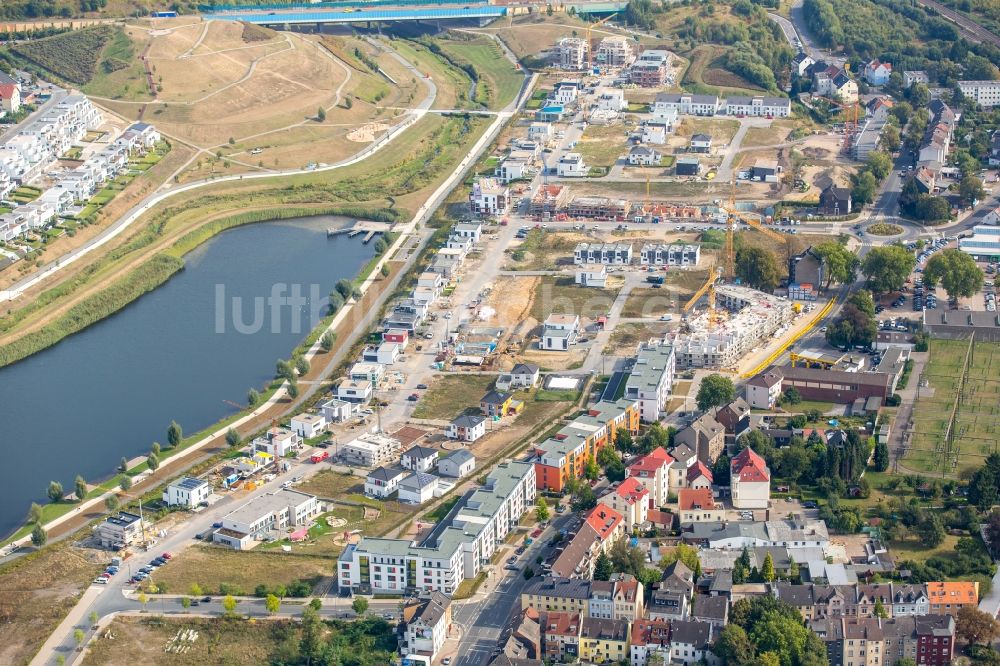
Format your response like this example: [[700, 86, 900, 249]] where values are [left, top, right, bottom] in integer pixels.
[[731, 446, 770, 509], [0, 71, 21, 113], [613, 576, 645, 621], [551, 505, 625, 579], [687, 461, 713, 490], [629, 619, 671, 666], [863, 59, 892, 86], [677, 487, 725, 523], [626, 447, 673, 509], [599, 477, 649, 528]]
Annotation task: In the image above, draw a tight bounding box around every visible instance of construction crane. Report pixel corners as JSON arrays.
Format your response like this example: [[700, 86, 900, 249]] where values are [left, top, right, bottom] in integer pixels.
[[821, 96, 861, 155], [720, 175, 790, 276], [587, 13, 618, 71], [683, 267, 723, 329]]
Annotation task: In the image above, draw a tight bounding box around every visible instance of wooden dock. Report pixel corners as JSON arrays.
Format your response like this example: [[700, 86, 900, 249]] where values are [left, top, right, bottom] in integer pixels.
[[328, 220, 391, 243]]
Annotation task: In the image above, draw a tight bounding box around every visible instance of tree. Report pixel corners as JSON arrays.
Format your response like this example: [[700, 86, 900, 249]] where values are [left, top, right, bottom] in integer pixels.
[[247, 387, 260, 406], [957, 605, 1000, 645], [584, 455, 599, 482], [47, 481, 64, 503], [535, 496, 550, 522], [225, 428, 240, 448], [697, 374, 735, 411], [137, 591, 148, 610], [915, 512, 946, 547], [119, 475, 132, 491], [851, 170, 878, 206], [189, 583, 203, 597], [309, 598, 322, 611], [958, 175, 986, 207], [924, 249, 984, 302], [151, 442, 161, 457], [320, 331, 336, 352], [31, 523, 47, 547], [735, 246, 782, 292], [614, 427, 635, 454], [328, 289, 345, 314], [352, 597, 369, 615], [73, 628, 85, 648], [266, 593, 281, 615], [862, 246, 916, 294], [181, 596, 192, 610], [28, 502, 42, 524], [167, 420, 182, 448], [119, 457, 128, 473], [104, 494, 120, 512], [761, 552, 776, 582], [295, 356, 310, 376], [873, 441, 890, 472], [712, 624, 755, 665], [287, 379, 299, 399], [276, 359, 294, 380], [873, 598, 888, 619], [733, 547, 752, 584], [571, 483, 597, 512], [814, 241, 859, 290], [147, 453, 160, 471], [848, 289, 876, 317], [782, 386, 802, 405], [593, 551, 613, 581], [380, 264, 390, 278], [317, 106, 326, 122], [344, 96, 353, 109], [865, 151, 892, 181], [222, 594, 237, 615], [334, 278, 354, 301], [89, 611, 99, 627], [300, 605, 324, 664], [881, 124, 901, 152]]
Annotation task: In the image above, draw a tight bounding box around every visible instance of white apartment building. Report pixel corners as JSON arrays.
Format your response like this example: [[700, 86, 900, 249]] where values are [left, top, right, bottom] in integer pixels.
[[541, 313, 580, 351], [162, 477, 212, 508], [653, 93, 722, 117], [338, 461, 536, 595], [340, 432, 401, 468], [624, 342, 675, 423], [639, 243, 700, 266], [557, 37, 588, 70], [469, 177, 510, 217], [575, 266, 608, 288], [252, 427, 301, 457], [213, 489, 320, 549], [557, 152, 588, 177], [959, 80, 1000, 108], [596, 36, 634, 67], [725, 96, 791, 118], [574, 242, 633, 265]]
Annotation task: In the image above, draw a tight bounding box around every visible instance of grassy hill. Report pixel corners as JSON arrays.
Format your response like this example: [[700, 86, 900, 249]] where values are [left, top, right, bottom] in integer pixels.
[[5, 25, 117, 85]]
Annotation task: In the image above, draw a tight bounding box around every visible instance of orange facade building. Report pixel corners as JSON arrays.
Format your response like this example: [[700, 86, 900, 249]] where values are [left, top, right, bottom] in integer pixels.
[[533, 399, 640, 492]]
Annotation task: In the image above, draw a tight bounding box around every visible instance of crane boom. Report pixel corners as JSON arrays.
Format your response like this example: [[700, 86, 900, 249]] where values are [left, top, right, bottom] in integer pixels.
[[684, 268, 720, 312], [587, 13, 618, 70]]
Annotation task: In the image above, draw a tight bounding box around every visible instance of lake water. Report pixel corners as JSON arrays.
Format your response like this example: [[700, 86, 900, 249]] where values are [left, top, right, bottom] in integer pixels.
[[0, 215, 375, 539]]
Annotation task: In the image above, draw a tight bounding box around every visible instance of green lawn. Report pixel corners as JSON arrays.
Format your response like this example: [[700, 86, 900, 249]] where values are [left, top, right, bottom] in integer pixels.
[[437, 37, 523, 110], [412, 374, 496, 420], [529, 275, 619, 322]]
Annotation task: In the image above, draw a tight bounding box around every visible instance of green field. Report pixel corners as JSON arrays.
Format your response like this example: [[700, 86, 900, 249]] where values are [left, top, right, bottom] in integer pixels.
[[905, 339, 1000, 476], [80, 26, 150, 101], [9, 26, 115, 85], [437, 36, 523, 110]]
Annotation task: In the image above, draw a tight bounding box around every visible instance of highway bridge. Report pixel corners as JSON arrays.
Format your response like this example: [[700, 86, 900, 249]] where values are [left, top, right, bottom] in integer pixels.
[[202, 5, 507, 24]]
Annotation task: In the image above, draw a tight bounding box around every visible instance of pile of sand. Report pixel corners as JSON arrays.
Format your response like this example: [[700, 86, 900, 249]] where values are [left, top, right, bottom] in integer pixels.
[[347, 122, 390, 142]]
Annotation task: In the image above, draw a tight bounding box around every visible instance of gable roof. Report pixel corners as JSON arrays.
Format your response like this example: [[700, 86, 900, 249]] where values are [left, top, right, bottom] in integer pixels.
[[731, 447, 770, 483], [400, 471, 438, 490], [687, 461, 713, 483], [443, 448, 475, 465], [628, 447, 674, 475], [691, 133, 712, 142], [481, 389, 512, 405], [586, 505, 625, 539], [404, 445, 438, 460], [367, 465, 408, 482], [612, 477, 649, 505], [678, 487, 716, 511], [748, 370, 783, 388], [511, 363, 539, 375], [451, 413, 486, 428]]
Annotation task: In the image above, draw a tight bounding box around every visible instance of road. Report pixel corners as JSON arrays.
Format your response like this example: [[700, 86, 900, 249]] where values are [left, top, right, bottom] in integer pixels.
[[0, 86, 68, 144], [31, 50, 536, 666], [1, 39, 436, 303]]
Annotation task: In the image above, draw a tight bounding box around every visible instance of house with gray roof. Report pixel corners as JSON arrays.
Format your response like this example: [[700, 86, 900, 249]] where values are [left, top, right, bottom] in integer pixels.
[[398, 471, 440, 505], [439, 448, 476, 478]]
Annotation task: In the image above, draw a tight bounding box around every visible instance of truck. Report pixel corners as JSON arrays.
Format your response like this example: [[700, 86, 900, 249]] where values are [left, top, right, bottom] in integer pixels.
[[310, 450, 329, 464], [645, 275, 665, 285]]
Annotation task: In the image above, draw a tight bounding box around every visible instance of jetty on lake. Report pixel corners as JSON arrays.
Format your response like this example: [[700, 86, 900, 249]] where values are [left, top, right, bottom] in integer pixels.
[[328, 220, 391, 243]]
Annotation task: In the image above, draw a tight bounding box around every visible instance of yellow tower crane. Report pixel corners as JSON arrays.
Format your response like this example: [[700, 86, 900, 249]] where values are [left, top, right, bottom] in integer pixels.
[[587, 13, 618, 71], [722, 175, 789, 279], [683, 267, 723, 329]]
